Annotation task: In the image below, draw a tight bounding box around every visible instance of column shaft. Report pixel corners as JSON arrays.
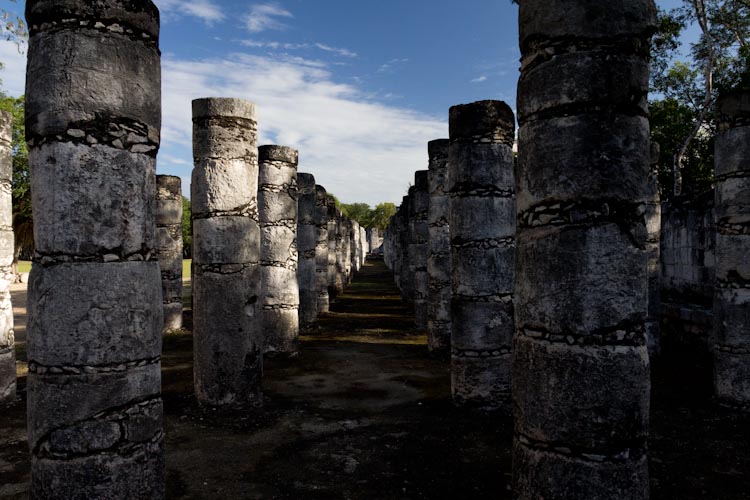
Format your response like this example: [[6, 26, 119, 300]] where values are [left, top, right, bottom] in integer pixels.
[[427, 139, 451, 353], [156, 175, 183, 331]]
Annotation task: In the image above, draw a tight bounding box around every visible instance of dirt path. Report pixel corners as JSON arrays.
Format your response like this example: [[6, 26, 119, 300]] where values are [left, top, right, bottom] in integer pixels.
[[1, 260, 749, 499]]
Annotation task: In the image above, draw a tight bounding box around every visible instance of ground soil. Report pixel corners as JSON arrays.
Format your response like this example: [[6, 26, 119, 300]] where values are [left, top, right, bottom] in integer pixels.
[[1, 260, 749, 499]]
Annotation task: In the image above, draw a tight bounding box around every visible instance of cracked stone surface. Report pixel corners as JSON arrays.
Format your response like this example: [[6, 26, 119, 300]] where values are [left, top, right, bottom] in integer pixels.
[[25, 1, 165, 497]]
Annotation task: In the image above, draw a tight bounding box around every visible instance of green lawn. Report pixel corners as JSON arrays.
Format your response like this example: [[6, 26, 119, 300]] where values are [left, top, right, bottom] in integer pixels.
[[183, 259, 191, 279]]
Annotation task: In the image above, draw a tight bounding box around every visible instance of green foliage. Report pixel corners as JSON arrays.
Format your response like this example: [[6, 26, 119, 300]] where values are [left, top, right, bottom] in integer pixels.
[[182, 196, 192, 258], [369, 202, 397, 231], [0, 94, 32, 261], [649, 1, 750, 199], [650, 98, 715, 198], [340, 203, 373, 227]]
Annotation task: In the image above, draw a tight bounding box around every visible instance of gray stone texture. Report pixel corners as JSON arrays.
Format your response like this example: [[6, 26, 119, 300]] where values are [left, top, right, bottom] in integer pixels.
[[411, 171, 430, 331], [400, 192, 414, 304], [156, 175, 183, 331], [297, 173, 317, 326], [513, 1, 656, 498], [315, 186, 330, 313], [0, 111, 13, 404], [25, 1, 165, 496], [427, 139, 451, 353], [333, 207, 346, 296], [713, 91, 750, 410], [191, 97, 262, 407], [259, 145, 299, 354], [448, 101, 516, 410], [646, 143, 662, 356], [326, 196, 339, 301]]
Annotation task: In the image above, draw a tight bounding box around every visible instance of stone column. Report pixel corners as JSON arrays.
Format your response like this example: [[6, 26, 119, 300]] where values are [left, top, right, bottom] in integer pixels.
[[513, 1, 655, 497], [411, 171, 430, 330], [448, 101, 516, 409], [192, 98, 262, 407], [427, 139, 451, 353], [25, 1, 164, 496], [156, 175, 183, 331], [327, 197, 339, 301], [297, 173, 317, 327], [368, 227, 381, 253], [342, 217, 352, 284], [713, 91, 750, 410], [0, 111, 14, 404], [334, 209, 346, 295], [646, 143, 662, 356], [400, 192, 414, 303], [360, 226, 368, 265], [259, 145, 299, 354], [315, 185, 330, 313]]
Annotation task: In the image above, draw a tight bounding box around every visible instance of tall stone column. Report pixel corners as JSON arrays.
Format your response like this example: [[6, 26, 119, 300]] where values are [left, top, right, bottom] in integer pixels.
[[646, 143, 662, 356], [259, 145, 299, 354], [427, 139, 451, 353], [400, 192, 414, 303], [513, 1, 655, 497], [297, 173, 317, 327], [342, 217, 352, 284], [448, 101, 516, 409], [156, 175, 183, 331], [334, 209, 346, 295], [315, 185, 330, 313], [25, 1, 165, 497], [411, 171, 430, 330], [192, 98, 262, 407], [713, 91, 750, 410], [0, 111, 14, 404], [360, 226, 368, 265], [326, 196, 338, 301]]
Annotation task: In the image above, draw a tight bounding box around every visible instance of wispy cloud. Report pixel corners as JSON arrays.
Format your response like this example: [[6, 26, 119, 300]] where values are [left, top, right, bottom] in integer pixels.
[[159, 52, 445, 205], [246, 3, 293, 33], [155, 0, 225, 24], [315, 43, 357, 58], [471, 75, 488, 83], [240, 40, 357, 58], [378, 58, 410, 73]]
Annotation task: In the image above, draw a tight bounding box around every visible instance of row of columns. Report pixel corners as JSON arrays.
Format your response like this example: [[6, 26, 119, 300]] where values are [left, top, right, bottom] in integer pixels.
[[384, 0, 662, 496]]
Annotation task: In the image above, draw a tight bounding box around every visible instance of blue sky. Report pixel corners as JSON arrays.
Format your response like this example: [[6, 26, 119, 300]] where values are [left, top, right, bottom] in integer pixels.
[[1, 0, 688, 205]]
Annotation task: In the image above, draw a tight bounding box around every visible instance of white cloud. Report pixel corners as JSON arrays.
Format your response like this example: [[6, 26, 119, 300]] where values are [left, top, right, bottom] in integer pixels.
[[160, 52, 446, 205], [246, 3, 293, 33], [0, 40, 26, 97], [378, 58, 410, 73], [315, 43, 357, 58], [154, 0, 225, 24], [471, 75, 488, 83]]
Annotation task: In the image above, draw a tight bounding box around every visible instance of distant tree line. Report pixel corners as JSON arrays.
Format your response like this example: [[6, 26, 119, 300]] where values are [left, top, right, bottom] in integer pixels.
[[337, 201, 397, 231]]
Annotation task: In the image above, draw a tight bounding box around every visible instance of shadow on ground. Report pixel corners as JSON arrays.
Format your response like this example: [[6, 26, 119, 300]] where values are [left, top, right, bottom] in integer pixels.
[[1, 260, 749, 499]]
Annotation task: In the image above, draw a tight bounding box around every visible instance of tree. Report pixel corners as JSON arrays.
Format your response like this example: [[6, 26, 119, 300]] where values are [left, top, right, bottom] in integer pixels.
[[369, 202, 397, 231], [0, 94, 32, 271], [651, 1, 750, 197], [340, 202, 372, 227], [182, 196, 192, 258]]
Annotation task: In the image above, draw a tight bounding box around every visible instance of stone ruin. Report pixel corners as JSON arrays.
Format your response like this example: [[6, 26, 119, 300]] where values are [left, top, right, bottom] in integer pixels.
[[12, 0, 750, 498], [25, 0, 165, 496], [0, 110, 14, 405]]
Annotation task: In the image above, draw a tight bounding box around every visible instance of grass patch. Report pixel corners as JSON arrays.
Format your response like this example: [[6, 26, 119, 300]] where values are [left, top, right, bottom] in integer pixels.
[[17, 261, 31, 274], [183, 259, 191, 279]]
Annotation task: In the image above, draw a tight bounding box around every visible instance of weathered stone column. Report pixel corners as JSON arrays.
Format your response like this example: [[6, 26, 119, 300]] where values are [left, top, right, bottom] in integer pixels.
[[192, 98, 262, 407], [427, 139, 451, 353], [297, 173, 317, 327], [342, 217, 353, 284], [360, 226, 368, 265], [156, 175, 183, 331], [259, 145, 299, 354], [713, 91, 750, 410], [0, 111, 14, 405], [646, 143, 662, 356], [400, 192, 414, 303], [327, 198, 339, 300], [25, 1, 164, 496], [513, 1, 655, 497], [315, 185, 330, 313], [411, 171, 430, 330], [448, 101, 516, 409], [368, 227, 381, 253], [334, 209, 347, 295]]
